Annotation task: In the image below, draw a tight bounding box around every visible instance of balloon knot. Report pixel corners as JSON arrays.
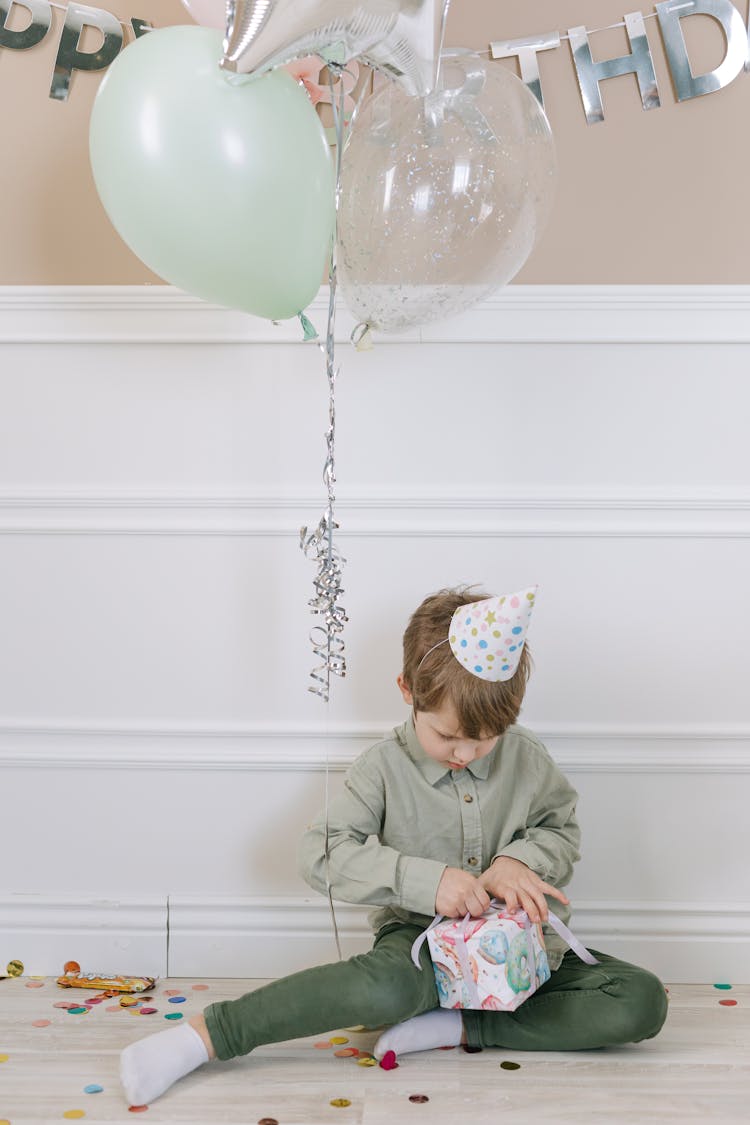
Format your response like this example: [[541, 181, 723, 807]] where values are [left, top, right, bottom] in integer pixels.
[[299, 311, 319, 341], [351, 323, 374, 351]]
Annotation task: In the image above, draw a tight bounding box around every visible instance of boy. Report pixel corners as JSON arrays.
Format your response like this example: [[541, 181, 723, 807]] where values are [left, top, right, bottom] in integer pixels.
[[121, 586, 668, 1106]]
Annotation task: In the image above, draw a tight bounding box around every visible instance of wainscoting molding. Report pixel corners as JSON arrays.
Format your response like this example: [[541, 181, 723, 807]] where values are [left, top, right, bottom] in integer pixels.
[[2, 894, 746, 984], [2, 487, 750, 538], [1, 721, 749, 773], [2, 284, 750, 343], [2, 284, 747, 989]]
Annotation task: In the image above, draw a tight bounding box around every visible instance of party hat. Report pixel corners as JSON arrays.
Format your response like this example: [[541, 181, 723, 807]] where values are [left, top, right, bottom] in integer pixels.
[[449, 586, 538, 682]]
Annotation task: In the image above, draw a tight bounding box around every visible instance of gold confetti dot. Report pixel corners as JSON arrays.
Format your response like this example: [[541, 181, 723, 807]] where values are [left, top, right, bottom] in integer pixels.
[[63, 1112, 86, 1120], [500, 1060, 521, 1070], [329, 1036, 349, 1044], [330, 1099, 351, 1108], [6, 960, 23, 978], [0, 1054, 8, 1063], [119, 996, 138, 1007], [357, 1056, 378, 1067]]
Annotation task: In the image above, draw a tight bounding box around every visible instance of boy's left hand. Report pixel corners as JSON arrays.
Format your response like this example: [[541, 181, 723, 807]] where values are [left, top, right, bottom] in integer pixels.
[[478, 856, 570, 924]]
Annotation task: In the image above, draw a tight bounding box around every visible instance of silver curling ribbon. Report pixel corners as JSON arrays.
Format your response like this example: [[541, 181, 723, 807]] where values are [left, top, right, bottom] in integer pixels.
[[656, 0, 747, 99], [568, 11, 660, 125], [0, 1, 51, 52], [51, 2, 123, 102], [300, 63, 350, 704], [490, 31, 561, 112]]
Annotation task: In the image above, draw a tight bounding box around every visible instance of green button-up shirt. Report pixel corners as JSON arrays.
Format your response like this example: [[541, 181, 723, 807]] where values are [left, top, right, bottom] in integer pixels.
[[298, 718, 581, 970]]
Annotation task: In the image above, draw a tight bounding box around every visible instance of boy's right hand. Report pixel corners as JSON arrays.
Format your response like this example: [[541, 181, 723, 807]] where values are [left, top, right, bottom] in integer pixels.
[[435, 866, 491, 918]]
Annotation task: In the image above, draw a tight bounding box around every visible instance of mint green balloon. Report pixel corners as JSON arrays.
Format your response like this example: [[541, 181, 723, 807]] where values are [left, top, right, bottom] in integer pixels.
[[90, 27, 334, 320]]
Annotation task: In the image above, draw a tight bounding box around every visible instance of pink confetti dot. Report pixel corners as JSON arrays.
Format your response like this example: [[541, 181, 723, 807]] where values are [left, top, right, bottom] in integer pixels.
[[25, 981, 44, 989], [163, 989, 182, 997], [32, 1019, 51, 1028], [106, 1005, 121, 1013], [191, 984, 209, 991], [379, 1050, 399, 1070]]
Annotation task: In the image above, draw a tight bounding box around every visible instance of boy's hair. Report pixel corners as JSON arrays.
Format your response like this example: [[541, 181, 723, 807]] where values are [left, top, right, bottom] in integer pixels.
[[402, 587, 532, 739]]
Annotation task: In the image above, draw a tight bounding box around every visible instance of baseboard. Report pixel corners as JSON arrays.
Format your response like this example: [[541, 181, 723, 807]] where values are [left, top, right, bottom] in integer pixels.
[[0, 893, 167, 978], [167, 897, 750, 984], [3, 894, 743, 983]]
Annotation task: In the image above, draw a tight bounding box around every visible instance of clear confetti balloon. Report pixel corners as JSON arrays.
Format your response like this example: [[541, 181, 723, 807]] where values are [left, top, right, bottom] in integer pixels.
[[337, 53, 557, 335]]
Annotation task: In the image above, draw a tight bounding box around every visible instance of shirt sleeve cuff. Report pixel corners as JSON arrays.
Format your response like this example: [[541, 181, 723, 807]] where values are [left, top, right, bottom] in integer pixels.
[[398, 855, 447, 917], [493, 842, 551, 880]]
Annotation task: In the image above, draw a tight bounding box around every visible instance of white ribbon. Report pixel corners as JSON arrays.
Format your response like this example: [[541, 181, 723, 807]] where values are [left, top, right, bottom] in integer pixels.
[[411, 900, 599, 995]]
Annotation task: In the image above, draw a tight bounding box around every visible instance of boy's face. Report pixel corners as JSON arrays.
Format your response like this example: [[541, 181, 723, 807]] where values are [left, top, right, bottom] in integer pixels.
[[397, 676, 499, 770]]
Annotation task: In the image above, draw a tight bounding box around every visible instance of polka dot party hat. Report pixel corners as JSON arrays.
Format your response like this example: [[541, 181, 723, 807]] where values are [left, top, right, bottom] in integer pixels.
[[449, 586, 538, 682]]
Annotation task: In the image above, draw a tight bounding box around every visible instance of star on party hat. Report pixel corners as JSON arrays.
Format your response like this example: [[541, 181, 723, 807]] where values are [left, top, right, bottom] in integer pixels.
[[449, 586, 538, 682]]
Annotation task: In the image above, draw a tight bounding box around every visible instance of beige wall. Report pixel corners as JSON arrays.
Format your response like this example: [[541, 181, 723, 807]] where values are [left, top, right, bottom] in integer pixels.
[[1, 0, 748, 283]]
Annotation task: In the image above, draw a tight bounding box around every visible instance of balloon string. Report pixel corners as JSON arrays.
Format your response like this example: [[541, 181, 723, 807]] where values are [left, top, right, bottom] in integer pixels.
[[298, 70, 351, 961], [324, 697, 343, 961]]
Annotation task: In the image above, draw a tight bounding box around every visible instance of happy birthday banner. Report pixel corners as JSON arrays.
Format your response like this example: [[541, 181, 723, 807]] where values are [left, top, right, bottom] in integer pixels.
[[492, 0, 750, 123], [2, 0, 750, 114]]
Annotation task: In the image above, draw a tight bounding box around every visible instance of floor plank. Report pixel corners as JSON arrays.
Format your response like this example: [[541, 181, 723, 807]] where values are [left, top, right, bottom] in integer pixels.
[[1, 977, 747, 1123]]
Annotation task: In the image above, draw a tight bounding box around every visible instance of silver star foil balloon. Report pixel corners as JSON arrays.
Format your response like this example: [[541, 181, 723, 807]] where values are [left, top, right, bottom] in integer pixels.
[[223, 0, 451, 96]]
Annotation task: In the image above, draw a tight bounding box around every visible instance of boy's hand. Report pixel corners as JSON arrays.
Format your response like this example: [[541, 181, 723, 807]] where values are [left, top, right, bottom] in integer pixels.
[[435, 866, 491, 918], [478, 856, 570, 924]]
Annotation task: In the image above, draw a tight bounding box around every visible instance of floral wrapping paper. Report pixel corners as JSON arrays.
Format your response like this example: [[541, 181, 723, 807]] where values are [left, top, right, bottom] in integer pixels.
[[425, 907, 551, 1011]]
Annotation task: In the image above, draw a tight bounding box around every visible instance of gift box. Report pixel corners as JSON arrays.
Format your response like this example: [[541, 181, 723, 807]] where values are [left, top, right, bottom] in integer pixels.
[[411, 901, 598, 1012]]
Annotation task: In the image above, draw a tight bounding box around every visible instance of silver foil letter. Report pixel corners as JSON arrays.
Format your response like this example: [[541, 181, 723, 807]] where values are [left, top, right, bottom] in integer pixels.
[[490, 32, 561, 111], [569, 12, 660, 124], [51, 2, 123, 102], [656, 0, 747, 99], [0, 0, 51, 52]]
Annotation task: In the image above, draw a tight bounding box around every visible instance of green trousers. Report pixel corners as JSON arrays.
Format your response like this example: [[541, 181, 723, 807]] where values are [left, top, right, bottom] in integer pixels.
[[204, 922, 668, 1061]]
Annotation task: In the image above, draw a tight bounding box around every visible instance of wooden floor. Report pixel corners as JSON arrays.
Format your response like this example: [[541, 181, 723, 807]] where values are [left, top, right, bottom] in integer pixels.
[[1, 976, 747, 1123]]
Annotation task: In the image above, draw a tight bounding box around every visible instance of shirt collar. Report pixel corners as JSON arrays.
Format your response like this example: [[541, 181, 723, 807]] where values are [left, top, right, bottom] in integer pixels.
[[395, 716, 495, 786]]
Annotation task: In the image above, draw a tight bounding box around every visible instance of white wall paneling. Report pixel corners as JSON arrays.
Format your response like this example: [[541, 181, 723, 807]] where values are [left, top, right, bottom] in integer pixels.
[[1, 286, 748, 982]]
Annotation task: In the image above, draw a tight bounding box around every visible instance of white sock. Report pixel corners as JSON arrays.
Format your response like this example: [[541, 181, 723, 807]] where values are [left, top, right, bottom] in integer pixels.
[[374, 1008, 463, 1058], [120, 1022, 210, 1106]]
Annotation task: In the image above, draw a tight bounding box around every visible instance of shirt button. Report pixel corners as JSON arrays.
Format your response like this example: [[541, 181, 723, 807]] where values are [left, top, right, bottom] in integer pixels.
[[463, 794, 474, 803], [467, 857, 479, 866]]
